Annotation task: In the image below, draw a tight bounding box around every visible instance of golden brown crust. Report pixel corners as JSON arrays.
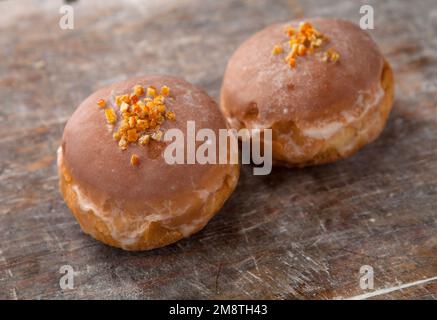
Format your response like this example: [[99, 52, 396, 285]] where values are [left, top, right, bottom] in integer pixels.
[[59, 155, 239, 250], [59, 75, 240, 250], [271, 61, 394, 166], [59, 169, 182, 250], [220, 18, 395, 166]]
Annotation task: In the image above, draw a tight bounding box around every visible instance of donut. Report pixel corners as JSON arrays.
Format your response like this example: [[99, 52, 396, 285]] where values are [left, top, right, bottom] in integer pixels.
[[58, 75, 239, 250], [220, 18, 394, 166]]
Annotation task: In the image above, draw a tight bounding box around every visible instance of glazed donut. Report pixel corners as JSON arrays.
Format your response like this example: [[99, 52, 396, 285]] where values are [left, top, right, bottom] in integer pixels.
[[220, 18, 394, 166], [58, 75, 239, 250]]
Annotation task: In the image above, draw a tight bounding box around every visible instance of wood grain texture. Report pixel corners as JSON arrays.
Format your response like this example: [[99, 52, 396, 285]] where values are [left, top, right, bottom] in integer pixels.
[[0, 0, 436, 299]]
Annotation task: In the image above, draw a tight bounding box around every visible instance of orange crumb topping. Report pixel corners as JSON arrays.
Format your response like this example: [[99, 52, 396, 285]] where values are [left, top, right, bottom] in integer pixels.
[[130, 94, 139, 104], [151, 130, 163, 141], [126, 129, 138, 142], [97, 99, 106, 108], [272, 44, 283, 55], [160, 85, 170, 96], [97, 84, 176, 165], [130, 154, 140, 166], [113, 131, 121, 141], [273, 21, 340, 68], [323, 48, 340, 63], [165, 111, 176, 120], [119, 137, 128, 150], [284, 26, 295, 37], [146, 86, 157, 97], [133, 85, 144, 96], [138, 134, 150, 145], [104, 108, 117, 124]]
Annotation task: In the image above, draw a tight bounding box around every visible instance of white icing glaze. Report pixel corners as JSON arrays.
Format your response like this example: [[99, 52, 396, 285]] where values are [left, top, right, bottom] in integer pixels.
[[302, 121, 344, 139], [177, 217, 208, 237], [226, 83, 385, 144], [301, 84, 385, 140], [56, 146, 62, 167]]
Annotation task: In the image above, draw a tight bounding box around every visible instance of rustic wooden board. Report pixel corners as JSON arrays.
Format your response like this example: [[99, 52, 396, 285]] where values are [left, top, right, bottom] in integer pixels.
[[0, 0, 436, 299]]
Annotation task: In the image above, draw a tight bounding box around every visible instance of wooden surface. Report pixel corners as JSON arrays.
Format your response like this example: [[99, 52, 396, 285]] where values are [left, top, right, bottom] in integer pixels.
[[0, 0, 436, 300]]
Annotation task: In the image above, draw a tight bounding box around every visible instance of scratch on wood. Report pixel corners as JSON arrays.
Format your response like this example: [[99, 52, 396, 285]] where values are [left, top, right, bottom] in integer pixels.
[[344, 276, 437, 300], [215, 261, 223, 295]]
